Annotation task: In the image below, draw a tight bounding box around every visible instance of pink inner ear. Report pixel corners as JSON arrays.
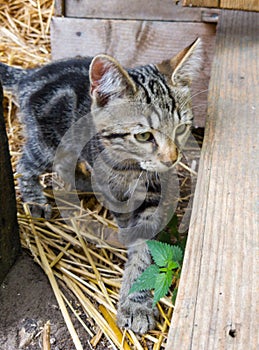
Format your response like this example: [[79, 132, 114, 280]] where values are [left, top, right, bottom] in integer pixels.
[[90, 58, 109, 95]]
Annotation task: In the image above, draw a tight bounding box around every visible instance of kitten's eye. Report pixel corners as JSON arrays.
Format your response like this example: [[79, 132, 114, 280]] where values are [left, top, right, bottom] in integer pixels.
[[134, 132, 153, 142], [175, 124, 187, 135]]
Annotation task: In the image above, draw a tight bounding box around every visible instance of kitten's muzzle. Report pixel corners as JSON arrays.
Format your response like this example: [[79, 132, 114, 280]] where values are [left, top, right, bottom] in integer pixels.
[[158, 143, 179, 168]]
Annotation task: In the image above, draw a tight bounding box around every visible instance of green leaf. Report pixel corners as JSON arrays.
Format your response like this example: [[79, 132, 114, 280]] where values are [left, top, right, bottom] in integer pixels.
[[129, 264, 160, 294], [147, 240, 173, 267], [153, 270, 173, 306], [167, 260, 180, 270], [171, 246, 183, 263]]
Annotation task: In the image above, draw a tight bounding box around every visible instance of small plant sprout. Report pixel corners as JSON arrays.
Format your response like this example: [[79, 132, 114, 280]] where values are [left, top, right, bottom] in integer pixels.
[[129, 240, 183, 307]]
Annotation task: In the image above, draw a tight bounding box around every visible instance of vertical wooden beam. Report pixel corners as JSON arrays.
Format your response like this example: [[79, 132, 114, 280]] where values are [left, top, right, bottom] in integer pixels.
[[166, 10, 259, 350], [0, 83, 20, 283]]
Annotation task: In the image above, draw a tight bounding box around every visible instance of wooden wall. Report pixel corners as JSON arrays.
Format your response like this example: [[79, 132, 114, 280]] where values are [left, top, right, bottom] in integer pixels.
[[51, 1, 217, 127]]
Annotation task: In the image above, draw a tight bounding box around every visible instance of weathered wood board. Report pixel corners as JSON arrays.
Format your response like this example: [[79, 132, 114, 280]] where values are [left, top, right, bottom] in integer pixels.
[[51, 18, 216, 127], [59, 0, 206, 21], [0, 82, 20, 283], [166, 10, 259, 350], [183, 0, 259, 12]]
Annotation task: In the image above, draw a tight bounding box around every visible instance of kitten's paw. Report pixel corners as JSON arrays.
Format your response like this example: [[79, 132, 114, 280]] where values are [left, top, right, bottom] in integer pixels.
[[117, 297, 158, 334], [27, 203, 52, 219]]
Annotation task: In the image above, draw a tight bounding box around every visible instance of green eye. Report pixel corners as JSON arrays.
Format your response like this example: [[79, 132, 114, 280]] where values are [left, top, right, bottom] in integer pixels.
[[134, 132, 153, 142], [176, 124, 187, 135]]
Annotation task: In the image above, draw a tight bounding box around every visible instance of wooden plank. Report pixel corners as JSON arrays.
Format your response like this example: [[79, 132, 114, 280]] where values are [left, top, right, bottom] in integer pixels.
[[166, 10, 259, 350], [220, 0, 259, 11], [183, 0, 259, 11], [63, 0, 204, 22], [0, 82, 21, 283], [51, 18, 216, 127], [184, 0, 219, 7]]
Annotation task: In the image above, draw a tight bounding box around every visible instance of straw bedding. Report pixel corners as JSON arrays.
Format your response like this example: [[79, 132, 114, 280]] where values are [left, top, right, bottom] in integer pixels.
[[0, 2, 201, 349]]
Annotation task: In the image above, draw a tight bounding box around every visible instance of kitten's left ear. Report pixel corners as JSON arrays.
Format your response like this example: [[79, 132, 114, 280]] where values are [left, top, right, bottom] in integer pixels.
[[156, 38, 202, 86], [89, 55, 137, 106]]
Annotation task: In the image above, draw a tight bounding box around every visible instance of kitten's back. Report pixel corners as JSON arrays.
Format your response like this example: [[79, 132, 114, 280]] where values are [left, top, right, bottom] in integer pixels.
[[0, 57, 93, 92]]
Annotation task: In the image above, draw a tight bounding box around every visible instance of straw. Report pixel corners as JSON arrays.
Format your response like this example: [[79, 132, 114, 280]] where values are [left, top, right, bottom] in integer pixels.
[[24, 205, 84, 350], [42, 320, 51, 350]]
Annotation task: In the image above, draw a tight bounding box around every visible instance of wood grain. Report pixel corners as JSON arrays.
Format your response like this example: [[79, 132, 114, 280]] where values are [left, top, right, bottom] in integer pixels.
[[183, 0, 259, 11], [221, 0, 259, 11], [51, 18, 216, 127], [166, 10, 259, 350], [63, 0, 205, 22], [184, 0, 219, 7], [0, 82, 20, 283]]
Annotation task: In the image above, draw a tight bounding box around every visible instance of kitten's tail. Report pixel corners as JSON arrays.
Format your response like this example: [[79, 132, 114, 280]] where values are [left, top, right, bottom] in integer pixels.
[[0, 63, 28, 91]]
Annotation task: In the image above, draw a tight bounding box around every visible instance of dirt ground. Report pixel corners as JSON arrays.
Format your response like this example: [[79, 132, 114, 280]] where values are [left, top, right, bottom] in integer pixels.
[[0, 252, 96, 350]]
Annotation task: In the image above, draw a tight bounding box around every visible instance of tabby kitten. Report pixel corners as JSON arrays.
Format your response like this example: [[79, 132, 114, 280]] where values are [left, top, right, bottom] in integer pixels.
[[0, 38, 201, 333]]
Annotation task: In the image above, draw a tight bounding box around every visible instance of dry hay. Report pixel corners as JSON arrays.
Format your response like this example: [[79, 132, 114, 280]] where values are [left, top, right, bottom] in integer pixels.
[[0, 2, 201, 349]]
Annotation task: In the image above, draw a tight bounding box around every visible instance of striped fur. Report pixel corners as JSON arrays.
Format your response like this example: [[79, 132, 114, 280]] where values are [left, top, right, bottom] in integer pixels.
[[0, 38, 202, 333]]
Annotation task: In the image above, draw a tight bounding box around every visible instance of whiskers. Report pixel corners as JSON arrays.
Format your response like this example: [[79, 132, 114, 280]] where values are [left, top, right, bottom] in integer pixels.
[[180, 88, 209, 111], [190, 88, 209, 100], [124, 170, 144, 199]]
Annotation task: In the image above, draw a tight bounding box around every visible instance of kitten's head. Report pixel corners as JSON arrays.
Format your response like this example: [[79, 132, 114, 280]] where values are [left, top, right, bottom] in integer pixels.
[[89, 39, 202, 173]]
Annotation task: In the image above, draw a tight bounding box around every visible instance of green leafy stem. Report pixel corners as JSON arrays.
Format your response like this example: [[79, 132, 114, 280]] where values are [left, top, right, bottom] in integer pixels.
[[129, 240, 183, 307]]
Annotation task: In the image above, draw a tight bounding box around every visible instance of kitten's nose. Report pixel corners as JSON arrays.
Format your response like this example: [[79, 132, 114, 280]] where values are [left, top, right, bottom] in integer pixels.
[[159, 143, 178, 167]]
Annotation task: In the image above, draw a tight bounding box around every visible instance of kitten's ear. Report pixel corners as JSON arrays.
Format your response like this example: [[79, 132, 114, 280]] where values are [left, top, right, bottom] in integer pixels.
[[89, 55, 137, 106], [156, 38, 202, 86]]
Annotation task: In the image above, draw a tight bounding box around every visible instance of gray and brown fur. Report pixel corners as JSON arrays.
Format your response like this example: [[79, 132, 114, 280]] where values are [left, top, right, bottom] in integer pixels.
[[0, 38, 202, 333]]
